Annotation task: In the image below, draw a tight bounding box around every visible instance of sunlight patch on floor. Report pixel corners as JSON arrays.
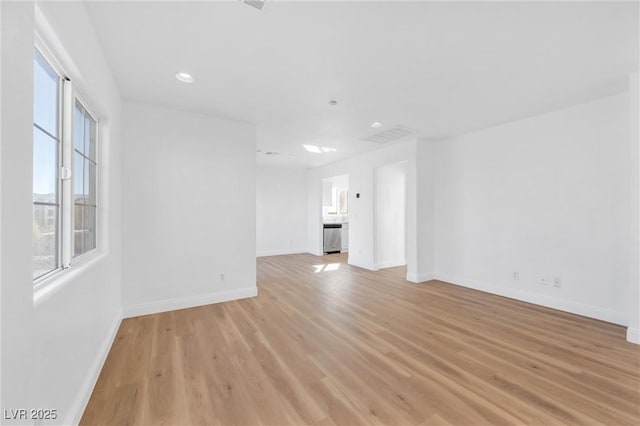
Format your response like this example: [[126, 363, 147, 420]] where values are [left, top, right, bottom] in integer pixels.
[[313, 263, 341, 273]]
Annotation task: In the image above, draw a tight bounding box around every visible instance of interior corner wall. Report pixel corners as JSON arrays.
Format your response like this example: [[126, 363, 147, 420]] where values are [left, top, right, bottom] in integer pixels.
[[1, 2, 124, 424], [434, 92, 632, 326], [307, 140, 417, 274], [628, 72, 639, 343], [122, 101, 257, 317], [256, 166, 308, 257], [411, 139, 436, 282]]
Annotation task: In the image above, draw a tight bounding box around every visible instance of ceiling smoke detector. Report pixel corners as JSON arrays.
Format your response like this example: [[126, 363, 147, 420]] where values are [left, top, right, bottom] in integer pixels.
[[242, 0, 266, 11]]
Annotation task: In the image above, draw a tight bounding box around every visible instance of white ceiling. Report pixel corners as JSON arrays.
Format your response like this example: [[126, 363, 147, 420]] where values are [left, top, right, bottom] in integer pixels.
[[85, 1, 639, 168]]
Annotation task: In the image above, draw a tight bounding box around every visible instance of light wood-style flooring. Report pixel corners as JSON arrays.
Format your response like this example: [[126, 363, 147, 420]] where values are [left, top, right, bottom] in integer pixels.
[[81, 253, 640, 425]]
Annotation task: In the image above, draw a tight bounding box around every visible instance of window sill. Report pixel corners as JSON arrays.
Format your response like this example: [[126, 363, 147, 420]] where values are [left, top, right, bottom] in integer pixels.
[[33, 251, 107, 308]]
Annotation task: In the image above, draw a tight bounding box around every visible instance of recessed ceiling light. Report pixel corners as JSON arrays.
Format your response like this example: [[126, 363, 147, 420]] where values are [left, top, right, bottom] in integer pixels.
[[175, 72, 194, 83], [304, 144, 322, 153], [304, 144, 336, 154], [371, 122, 383, 128]]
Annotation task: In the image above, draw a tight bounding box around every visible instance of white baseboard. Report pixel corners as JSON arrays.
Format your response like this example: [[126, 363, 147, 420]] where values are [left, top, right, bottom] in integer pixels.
[[348, 260, 379, 271], [257, 249, 306, 257], [406, 272, 435, 283], [627, 327, 640, 345], [123, 287, 258, 318], [376, 259, 406, 270], [65, 286, 258, 424], [435, 273, 626, 326], [66, 309, 122, 426]]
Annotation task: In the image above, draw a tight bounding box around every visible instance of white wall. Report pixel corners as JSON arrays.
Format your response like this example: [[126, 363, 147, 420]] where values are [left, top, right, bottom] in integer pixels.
[[1, 2, 123, 424], [256, 166, 307, 256], [434, 93, 632, 325], [122, 101, 257, 317], [375, 161, 407, 268], [0, 0, 4, 410], [411, 140, 436, 282], [628, 72, 639, 343]]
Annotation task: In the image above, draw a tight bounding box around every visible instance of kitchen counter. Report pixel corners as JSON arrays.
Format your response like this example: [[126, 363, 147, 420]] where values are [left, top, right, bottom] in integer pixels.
[[323, 221, 349, 225]]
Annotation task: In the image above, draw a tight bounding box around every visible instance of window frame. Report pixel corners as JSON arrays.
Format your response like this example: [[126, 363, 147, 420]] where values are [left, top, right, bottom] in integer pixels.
[[33, 38, 100, 288], [33, 45, 64, 283], [70, 95, 99, 263]]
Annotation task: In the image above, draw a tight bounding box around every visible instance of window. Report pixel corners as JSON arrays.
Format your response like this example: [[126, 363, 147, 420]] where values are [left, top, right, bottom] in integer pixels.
[[73, 101, 97, 257], [32, 46, 99, 283], [33, 50, 61, 279]]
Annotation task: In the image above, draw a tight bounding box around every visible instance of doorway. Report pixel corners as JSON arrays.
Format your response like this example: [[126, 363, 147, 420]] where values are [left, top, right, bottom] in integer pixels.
[[321, 174, 349, 255]]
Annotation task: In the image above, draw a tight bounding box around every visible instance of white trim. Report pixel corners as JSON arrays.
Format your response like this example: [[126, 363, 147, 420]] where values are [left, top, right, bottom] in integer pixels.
[[32, 45, 65, 284], [33, 253, 107, 307], [257, 249, 306, 258], [435, 273, 627, 326], [306, 249, 324, 256], [376, 259, 407, 270], [627, 327, 640, 345], [406, 272, 435, 283], [65, 309, 122, 426], [348, 260, 379, 272], [70, 95, 100, 261], [123, 287, 258, 318], [61, 79, 73, 268]]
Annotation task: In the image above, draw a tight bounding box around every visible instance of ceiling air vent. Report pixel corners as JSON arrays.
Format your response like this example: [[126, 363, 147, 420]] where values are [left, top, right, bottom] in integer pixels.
[[362, 126, 416, 144], [242, 0, 266, 11]]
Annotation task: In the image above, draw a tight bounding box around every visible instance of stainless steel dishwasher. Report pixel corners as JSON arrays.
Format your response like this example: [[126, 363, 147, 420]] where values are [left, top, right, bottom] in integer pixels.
[[323, 224, 342, 254]]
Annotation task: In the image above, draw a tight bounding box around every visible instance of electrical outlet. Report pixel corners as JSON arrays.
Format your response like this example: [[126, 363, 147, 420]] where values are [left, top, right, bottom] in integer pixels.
[[553, 277, 561, 288], [540, 276, 548, 286], [513, 271, 519, 280], [220, 273, 225, 281]]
